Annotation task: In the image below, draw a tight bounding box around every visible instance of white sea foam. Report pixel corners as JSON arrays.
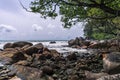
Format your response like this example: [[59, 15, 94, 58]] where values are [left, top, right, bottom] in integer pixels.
[[0, 41, 88, 54]]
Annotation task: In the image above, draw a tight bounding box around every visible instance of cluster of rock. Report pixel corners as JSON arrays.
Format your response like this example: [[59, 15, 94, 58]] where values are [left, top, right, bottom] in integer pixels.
[[68, 37, 120, 51], [85, 51, 120, 80], [0, 41, 105, 80], [68, 37, 120, 79], [0, 41, 119, 80]]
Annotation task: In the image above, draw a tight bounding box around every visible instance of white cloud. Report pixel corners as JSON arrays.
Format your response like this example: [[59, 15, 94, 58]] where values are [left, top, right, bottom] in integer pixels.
[[32, 24, 43, 31], [48, 32, 54, 35], [0, 24, 17, 33], [47, 24, 55, 29]]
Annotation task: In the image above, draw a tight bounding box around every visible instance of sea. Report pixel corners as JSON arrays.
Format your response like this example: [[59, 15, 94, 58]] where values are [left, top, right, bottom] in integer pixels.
[[0, 40, 90, 57]]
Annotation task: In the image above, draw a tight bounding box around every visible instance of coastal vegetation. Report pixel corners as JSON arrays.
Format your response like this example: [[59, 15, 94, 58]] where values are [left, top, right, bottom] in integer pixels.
[[29, 0, 120, 40]]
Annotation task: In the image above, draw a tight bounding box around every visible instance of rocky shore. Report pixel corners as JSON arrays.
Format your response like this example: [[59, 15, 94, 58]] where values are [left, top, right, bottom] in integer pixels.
[[68, 37, 120, 51], [0, 39, 119, 80]]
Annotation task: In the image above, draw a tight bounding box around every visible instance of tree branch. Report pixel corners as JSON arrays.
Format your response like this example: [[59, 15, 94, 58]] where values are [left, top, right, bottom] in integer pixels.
[[18, 0, 32, 12], [60, 0, 120, 16], [87, 16, 116, 19]]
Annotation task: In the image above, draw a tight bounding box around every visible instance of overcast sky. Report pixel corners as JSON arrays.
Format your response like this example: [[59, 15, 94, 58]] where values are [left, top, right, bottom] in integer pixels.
[[0, 0, 84, 40]]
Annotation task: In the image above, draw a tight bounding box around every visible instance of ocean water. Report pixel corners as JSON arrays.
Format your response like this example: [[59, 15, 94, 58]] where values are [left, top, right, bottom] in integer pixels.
[[0, 40, 89, 55]]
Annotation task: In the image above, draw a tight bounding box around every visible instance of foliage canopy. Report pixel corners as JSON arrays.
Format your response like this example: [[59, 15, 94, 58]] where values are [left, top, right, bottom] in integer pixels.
[[29, 0, 120, 39]]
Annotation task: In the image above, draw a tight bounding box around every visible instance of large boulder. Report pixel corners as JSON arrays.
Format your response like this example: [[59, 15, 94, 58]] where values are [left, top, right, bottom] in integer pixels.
[[102, 52, 120, 74], [3, 43, 13, 49], [68, 37, 89, 48], [24, 43, 44, 55], [68, 39, 75, 47], [3, 41, 33, 49], [9, 65, 43, 80], [0, 49, 26, 64], [12, 41, 33, 48], [68, 37, 81, 47]]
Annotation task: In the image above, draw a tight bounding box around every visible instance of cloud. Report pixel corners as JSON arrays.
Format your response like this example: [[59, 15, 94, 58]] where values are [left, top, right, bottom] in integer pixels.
[[32, 24, 43, 31], [0, 24, 17, 33], [48, 32, 54, 35], [47, 24, 55, 29]]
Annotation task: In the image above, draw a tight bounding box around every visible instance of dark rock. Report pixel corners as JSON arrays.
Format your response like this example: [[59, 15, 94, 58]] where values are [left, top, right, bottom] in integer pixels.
[[11, 52, 27, 63], [24, 46, 39, 55], [0, 49, 3, 51], [12, 41, 33, 48], [34, 43, 44, 50], [68, 39, 76, 47], [38, 54, 46, 60], [50, 41, 56, 44], [23, 43, 44, 55], [67, 53, 77, 61], [68, 37, 89, 48], [0, 48, 27, 64], [3, 43, 12, 49], [3, 41, 33, 49], [41, 66, 54, 75]]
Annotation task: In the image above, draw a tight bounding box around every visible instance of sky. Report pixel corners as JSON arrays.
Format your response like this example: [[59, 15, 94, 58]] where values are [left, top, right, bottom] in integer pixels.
[[0, 0, 84, 40]]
